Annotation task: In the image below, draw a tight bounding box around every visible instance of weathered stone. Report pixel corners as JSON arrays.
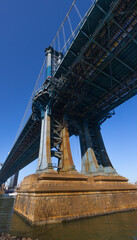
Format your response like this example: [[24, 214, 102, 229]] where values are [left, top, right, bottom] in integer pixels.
[[6, 234, 11, 239], [14, 172, 137, 225]]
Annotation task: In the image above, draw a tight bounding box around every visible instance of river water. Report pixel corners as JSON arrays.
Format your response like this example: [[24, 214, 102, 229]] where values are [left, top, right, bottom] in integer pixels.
[[0, 194, 137, 240]]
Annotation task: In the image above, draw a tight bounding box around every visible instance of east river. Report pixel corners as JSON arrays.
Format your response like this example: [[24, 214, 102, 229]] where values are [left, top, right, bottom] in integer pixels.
[[0, 195, 137, 240]]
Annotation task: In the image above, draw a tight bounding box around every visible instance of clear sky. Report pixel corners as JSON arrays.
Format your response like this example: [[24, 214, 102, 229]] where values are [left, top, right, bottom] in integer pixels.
[[0, 0, 137, 185]]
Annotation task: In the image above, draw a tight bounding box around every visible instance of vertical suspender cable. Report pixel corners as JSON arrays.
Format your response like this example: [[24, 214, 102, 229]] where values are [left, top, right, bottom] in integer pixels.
[[74, 3, 82, 20], [54, 41, 56, 74], [68, 15, 74, 41], [62, 25, 67, 53], [13, 56, 47, 145], [58, 34, 60, 52], [51, 0, 77, 47], [61, 2, 94, 52]]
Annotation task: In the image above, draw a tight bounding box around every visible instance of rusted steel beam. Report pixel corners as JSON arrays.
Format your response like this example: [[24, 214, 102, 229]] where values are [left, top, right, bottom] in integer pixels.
[[60, 120, 76, 172]]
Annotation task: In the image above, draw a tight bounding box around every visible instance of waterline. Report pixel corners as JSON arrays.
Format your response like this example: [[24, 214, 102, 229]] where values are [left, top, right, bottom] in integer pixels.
[[0, 195, 137, 240]]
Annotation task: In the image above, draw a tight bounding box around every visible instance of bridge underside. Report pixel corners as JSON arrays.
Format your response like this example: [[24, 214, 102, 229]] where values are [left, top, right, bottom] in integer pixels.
[[0, 0, 137, 184], [0, 117, 40, 183], [52, 0, 137, 123]]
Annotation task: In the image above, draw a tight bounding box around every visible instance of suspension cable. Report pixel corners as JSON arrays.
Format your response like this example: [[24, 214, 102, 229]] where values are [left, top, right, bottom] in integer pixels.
[[12, 0, 95, 146], [74, 3, 82, 20], [62, 25, 67, 52], [61, 3, 92, 52], [68, 15, 74, 37], [51, 0, 76, 47], [13, 56, 47, 144]]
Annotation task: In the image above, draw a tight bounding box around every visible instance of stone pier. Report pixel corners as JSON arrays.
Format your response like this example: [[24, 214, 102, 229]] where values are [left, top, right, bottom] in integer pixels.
[[14, 172, 137, 225]]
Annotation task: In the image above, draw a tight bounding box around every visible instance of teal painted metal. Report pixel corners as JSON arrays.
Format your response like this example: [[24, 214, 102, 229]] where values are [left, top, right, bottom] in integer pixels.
[[45, 47, 52, 79]]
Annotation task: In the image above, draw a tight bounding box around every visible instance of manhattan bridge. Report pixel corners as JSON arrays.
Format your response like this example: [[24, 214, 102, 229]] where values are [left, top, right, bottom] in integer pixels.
[[0, 0, 137, 184]]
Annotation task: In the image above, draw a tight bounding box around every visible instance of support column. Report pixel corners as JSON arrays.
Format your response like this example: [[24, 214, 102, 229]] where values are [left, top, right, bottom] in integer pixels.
[[94, 124, 116, 174], [37, 109, 52, 172], [60, 121, 76, 172], [79, 130, 89, 174], [79, 121, 103, 175], [79, 120, 117, 176], [8, 172, 19, 190]]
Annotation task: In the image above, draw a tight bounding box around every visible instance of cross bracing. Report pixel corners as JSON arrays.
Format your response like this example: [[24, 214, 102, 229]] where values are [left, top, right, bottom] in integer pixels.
[[0, 0, 137, 183], [52, 0, 137, 121]]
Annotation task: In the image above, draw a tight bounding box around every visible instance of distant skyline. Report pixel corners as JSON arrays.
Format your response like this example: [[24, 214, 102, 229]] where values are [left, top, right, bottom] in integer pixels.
[[0, 0, 137, 185]]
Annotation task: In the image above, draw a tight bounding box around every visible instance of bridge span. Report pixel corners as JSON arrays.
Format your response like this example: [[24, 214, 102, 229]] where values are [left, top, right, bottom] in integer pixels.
[[0, 0, 137, 184]]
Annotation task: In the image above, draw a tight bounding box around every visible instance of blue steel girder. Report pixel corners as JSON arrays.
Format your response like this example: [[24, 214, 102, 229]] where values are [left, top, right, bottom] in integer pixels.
[[32, 0, 137, 121], [0, 116, 41, 183], [55, 0, 123, 78], [52, 0, 137, 120], [64, 24, 137, 88], [96, 2, 137, 45], [70, 48, 132, 92], [2, 136, 40, 182]]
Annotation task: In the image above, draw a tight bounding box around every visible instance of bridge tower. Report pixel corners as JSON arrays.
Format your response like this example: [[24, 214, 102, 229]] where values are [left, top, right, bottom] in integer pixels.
[[33, 46, 116, 177], [8, 0, 137, 224], [14, 45, 137, 224], [35, 47, 76, 174]]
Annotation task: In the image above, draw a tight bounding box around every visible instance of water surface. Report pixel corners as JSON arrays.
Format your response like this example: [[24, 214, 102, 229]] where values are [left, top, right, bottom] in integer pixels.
[[0, 194, 137, 240]]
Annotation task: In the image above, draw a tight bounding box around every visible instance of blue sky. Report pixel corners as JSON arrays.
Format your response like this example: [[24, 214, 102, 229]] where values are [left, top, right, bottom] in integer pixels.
[[0, 0, 137, 185]]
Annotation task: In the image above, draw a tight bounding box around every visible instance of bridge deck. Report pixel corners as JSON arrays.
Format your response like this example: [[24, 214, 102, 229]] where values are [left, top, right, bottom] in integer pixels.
[[33, 0, 137, 124], [53, 0, 137, 122]]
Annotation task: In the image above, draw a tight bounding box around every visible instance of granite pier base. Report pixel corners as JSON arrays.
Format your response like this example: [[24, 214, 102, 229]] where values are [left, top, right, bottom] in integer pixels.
[[14, 172, 137, 225]]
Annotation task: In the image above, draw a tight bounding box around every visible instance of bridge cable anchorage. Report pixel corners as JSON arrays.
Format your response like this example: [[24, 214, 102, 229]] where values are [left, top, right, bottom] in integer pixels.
[[13, 56, 47, 145]]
